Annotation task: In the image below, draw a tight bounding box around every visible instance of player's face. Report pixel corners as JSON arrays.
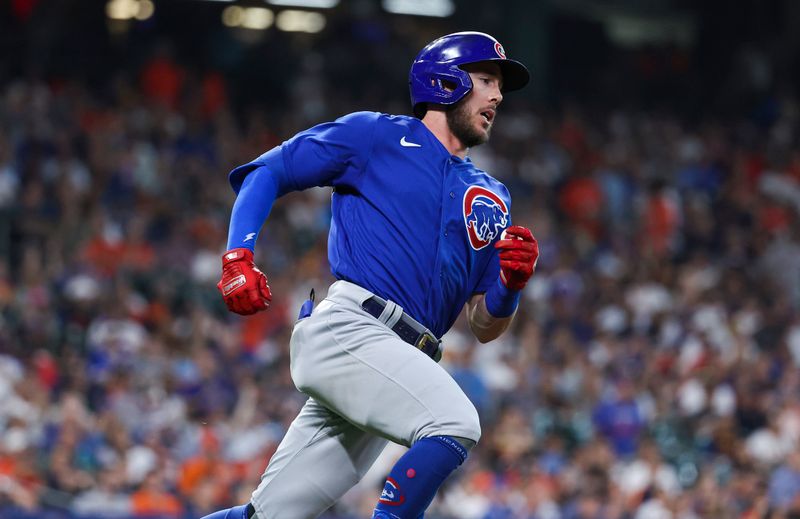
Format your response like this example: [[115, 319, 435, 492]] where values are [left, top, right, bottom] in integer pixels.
[[446, 62, 504, 148]]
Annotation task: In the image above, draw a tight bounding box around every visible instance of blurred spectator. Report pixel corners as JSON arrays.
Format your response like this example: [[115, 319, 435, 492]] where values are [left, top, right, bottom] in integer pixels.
[[768, 450, 800, 512], [592, 378, 647, 458], [130, 468, 184, 518]]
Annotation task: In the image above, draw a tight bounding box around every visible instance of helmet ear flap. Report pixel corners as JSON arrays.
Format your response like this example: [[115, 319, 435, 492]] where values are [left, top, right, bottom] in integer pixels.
[[412, 68, 471, 118]]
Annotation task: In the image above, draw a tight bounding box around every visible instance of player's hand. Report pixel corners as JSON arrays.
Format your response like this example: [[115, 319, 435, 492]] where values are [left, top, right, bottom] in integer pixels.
[[495, 225, 539, 291], [217, 248, 272, 315]]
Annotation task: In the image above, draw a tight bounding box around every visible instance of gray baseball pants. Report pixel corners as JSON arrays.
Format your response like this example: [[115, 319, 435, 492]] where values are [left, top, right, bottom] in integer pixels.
[[249, 280, 481, 519]]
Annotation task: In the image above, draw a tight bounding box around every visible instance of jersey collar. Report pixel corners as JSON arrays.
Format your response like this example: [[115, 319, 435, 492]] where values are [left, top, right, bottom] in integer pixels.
[[411, 117, 474, 164]]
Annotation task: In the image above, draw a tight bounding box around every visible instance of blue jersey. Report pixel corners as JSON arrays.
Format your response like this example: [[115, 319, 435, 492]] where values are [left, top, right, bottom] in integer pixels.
[[228, 111, 511, 337]]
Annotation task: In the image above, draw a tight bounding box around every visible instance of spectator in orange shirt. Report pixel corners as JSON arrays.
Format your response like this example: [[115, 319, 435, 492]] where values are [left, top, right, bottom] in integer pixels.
[[130, 468, 184, 518]]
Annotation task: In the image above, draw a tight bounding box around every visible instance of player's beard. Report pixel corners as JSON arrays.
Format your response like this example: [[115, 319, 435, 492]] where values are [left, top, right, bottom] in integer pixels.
[[446, 99, 489, 148]]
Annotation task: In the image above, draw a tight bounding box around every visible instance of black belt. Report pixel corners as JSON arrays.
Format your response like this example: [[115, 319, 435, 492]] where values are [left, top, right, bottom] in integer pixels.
[[361, 296, 442, 362]]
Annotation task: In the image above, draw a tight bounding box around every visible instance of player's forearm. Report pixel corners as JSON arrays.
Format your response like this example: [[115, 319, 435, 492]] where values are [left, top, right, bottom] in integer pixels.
[[467, 293, 514, 343], [227, 166, 279, 251], [467, 225, 537, 343]]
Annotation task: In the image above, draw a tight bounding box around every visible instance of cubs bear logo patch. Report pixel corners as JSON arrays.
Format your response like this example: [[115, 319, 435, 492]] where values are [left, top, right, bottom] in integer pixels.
[[463, 185, 508, 250]]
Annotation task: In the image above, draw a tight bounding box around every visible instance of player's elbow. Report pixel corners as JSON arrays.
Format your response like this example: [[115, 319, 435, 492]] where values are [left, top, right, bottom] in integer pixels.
[[468, 310, 513, 343], [472, 327, 502, 343], [468, 317, 505, 343]]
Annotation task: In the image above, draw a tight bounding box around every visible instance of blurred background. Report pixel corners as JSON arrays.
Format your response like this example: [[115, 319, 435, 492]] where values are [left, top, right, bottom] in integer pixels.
[[2, 0, 800, 517]]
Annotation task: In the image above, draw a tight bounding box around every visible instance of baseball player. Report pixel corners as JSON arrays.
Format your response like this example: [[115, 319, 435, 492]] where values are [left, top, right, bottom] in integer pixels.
[[204, 32, 539, 519]]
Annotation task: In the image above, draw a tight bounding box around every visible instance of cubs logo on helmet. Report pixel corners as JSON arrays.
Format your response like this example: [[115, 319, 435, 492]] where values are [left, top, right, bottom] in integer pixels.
[[463, 185, 508, 250], [378, 477, 405, 506]]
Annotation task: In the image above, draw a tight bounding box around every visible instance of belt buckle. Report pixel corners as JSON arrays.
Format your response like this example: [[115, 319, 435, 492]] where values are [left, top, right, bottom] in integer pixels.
[[416, 333, 440, 360]]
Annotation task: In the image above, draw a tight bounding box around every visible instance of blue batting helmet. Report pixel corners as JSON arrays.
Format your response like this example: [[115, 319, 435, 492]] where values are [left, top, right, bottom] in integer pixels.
[[409, 31, 530, 118]]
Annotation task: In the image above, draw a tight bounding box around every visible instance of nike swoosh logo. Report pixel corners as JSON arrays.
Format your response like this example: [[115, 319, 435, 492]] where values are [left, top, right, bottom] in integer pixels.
[[400, 136, 421, 148]]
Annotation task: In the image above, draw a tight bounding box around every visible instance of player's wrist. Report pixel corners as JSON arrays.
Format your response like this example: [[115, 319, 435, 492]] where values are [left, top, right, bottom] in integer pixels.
[[222, 247, 255, 265], [484, 277, 521, 318]]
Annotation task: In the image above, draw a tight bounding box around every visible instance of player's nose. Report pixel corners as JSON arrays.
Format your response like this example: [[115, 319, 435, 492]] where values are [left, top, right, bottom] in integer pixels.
[[490, 84, 503, 106]]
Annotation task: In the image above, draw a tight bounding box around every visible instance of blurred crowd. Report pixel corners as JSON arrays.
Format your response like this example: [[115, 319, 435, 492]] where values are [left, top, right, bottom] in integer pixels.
[[3, 33, 800, 519]]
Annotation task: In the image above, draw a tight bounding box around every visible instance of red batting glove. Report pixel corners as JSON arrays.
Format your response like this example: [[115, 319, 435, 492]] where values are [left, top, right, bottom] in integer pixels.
[[495, 225, 539, 291], [217, 248, 272, 315]]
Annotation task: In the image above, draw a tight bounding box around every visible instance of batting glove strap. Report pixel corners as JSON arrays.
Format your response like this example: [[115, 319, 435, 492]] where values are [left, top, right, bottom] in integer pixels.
[[484, 277, 521, 318], [222, 248, 252, 263]]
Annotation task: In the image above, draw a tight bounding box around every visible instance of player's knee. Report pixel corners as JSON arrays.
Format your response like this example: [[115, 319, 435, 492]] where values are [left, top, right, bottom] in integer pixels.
[[461, 408, 482, 445], [417, 403, 481, 445], [458, 401, 481, 444]]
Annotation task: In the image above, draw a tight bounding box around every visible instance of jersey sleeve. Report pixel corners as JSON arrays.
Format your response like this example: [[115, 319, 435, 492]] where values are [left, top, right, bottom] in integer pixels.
[[228, 111, 379, 194]]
